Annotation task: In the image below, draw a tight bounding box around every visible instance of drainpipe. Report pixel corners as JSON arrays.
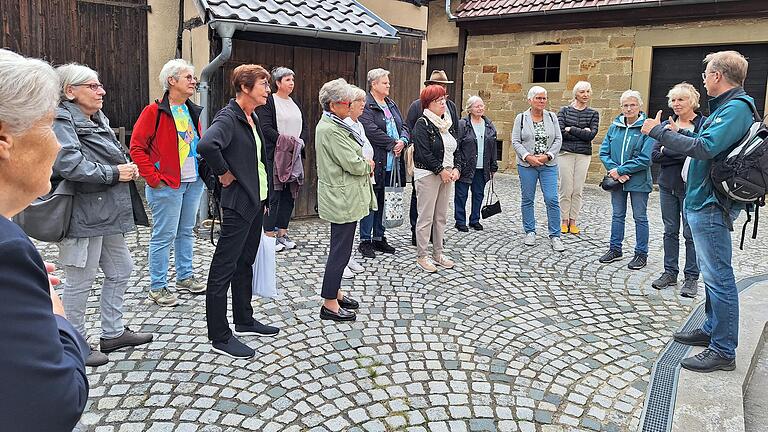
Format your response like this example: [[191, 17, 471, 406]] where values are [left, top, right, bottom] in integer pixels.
[[445, 0, 456, 21], [197, 22, 234, 225]]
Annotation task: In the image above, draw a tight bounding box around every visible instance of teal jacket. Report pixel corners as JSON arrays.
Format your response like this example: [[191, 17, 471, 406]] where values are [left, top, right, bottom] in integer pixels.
[[648, 87, 754, 210], [315, 115, 376, 224], [599, 112, 653, 193]]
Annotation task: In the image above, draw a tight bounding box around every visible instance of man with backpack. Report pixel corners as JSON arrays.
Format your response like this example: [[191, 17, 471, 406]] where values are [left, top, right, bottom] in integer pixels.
[[641, 50, 756, 373]]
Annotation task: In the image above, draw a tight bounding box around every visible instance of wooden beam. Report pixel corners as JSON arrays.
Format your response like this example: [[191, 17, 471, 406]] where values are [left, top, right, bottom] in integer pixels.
[[455, 27, 467, 112], [428, 47, 459, 55], [76, 0, 151, 11]]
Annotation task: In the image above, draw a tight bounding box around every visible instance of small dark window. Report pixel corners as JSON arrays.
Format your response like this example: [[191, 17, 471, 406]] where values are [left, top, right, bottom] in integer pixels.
[[496, 139, 503, 161], [532, 53, 561, 83]]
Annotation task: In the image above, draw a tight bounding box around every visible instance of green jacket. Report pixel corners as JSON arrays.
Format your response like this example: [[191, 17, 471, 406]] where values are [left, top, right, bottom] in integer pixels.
[[315, 115, 377, 224]]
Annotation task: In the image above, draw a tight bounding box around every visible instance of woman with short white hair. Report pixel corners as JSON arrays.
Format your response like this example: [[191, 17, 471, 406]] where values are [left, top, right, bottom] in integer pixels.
[[598, 89, 653, 270], [131, 58, 206, 307], [0, 49, 89, 431], [511, 86, 564, 251], [557, 81, 600, 234], [54, 63, 153, 367]]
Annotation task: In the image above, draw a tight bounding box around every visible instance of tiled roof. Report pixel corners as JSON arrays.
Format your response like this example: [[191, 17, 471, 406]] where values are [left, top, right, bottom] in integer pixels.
[[193, 0, 399, 43], [456, 0, 681, 19]]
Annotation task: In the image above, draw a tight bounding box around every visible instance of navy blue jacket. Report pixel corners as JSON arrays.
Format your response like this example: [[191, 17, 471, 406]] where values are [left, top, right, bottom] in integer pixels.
[[0, 217, 89, 431], [359, 93, 409, 189], [650, 113, 705, 192]]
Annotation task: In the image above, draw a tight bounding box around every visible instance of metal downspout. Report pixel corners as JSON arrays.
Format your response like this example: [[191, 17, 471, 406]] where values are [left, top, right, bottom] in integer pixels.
[[445, 0, 456, 21]]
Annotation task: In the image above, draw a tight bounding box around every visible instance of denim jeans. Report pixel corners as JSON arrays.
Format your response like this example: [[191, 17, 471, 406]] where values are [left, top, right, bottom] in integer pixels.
[[146, 178, 205, 291], [454, 168, 486, 226], [360, 180, 387, 241], [518, 164, 561, 237], [659, 187, 698, 279], [686, 204, 741, 359], [609, 190, 649, 255]]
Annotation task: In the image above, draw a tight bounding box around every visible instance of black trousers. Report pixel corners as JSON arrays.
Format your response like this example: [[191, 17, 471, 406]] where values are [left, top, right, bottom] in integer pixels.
[[321, 222, 356, 300], [206, 205, 263, 342], [409, 181, 418, 232], [264, 187, 294, 231]]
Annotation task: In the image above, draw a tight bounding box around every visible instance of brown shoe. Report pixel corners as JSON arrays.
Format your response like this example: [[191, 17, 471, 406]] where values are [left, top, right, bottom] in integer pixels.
[[433, 254, 455, 269], [100, 327, 154, 353], [416, 257, 437, 273]]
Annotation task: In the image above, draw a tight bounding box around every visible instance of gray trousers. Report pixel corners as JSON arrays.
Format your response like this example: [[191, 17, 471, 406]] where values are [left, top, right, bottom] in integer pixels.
[[59, 234, 133, 340]]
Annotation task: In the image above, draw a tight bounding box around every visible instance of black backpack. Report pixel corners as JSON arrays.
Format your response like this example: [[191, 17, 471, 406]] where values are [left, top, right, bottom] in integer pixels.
[[709, 97, 768, 249]]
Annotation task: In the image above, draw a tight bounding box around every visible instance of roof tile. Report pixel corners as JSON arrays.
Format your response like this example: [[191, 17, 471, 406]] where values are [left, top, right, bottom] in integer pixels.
[[457, 0, 675, 18]]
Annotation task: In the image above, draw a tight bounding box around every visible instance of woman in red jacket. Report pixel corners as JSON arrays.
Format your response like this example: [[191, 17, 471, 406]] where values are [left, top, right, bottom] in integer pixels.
[[130, 59, 206, 307]]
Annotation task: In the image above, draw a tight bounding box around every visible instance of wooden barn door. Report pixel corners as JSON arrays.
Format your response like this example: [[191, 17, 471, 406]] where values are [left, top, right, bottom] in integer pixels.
[[218, 35, 358, 218]]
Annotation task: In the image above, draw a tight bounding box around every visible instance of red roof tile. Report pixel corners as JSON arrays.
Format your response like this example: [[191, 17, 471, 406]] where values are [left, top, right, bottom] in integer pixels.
[[456, 0, 682, 19]]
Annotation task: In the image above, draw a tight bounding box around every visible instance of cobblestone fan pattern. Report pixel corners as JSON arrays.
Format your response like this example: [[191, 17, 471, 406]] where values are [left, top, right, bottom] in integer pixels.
[[34, 174, 767, 432]]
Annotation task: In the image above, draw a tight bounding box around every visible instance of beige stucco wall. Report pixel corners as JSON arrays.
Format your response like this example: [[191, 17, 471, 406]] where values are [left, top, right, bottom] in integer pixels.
[[427, 0, 460, 51], [462, 17, 768, 180]]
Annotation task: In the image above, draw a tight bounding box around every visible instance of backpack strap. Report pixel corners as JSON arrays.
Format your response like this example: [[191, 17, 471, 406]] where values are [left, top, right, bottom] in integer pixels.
[[733, 96, 763, 122], [149, 100, 163, 143]]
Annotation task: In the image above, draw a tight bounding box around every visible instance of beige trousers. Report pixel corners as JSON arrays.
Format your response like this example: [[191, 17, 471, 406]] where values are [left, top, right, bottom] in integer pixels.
[[415, 173, 452, 259], [558, 152, 591, 221]]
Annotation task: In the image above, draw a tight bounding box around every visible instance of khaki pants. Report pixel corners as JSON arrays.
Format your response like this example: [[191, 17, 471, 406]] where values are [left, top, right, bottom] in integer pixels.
[[558, 152, 591, 221], [415, 174, 452, 258]]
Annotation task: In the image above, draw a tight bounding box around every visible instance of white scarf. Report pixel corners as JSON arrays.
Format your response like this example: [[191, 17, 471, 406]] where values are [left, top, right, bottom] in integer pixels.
[[423, 108, 452, 133]]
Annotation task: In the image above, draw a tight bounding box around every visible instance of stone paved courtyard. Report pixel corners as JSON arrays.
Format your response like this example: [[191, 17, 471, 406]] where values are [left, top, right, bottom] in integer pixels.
[[36, 173, 768, 432]]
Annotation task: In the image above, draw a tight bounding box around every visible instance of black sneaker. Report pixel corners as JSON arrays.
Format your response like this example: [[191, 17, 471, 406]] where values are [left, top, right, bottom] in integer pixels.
[[358, 241, 376, 258], [100, 327, 154, 353], [598, 249, 623, 263], [455, 224, 469, 232], [234, 321, 279, 336], [673, 329, 711, 347], [373, 237, 395, 254], [211, 335, 255, 359], [680, 348, 736, 373], [469, 222, 484, 231], [680, 278, 698, 298], [652, 272, 677, 289], [627, 254, 647, 270]]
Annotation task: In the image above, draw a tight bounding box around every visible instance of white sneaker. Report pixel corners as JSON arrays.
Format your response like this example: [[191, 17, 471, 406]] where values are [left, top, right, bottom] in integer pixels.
[[551, 236, 565, 252], [278, 234, 297, 250], [342, 266, 355, 279], [347, 257, 365, 273], [275, 241, 285, 252], [524, 232, 536, 246]]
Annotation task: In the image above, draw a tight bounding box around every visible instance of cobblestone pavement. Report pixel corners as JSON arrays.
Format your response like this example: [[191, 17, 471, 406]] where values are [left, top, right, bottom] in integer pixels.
[[35, 173, 768, 432]]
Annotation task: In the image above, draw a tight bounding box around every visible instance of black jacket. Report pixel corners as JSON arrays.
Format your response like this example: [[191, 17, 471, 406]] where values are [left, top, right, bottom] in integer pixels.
[[557, 105, 600, 155], [406, 97, 460, 139], [255, 93, 309, 172], [359, 93, 409, 188], [456, 115, 499, 184], [0, 217, 89, 431], [198, 99, 270, 221], [412, 115, 465, 175], [651, 113, 706, 192]]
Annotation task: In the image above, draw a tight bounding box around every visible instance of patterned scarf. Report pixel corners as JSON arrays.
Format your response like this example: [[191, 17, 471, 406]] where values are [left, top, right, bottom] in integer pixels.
[[324, 111, 365, 147], [422, 108, 452, 133]]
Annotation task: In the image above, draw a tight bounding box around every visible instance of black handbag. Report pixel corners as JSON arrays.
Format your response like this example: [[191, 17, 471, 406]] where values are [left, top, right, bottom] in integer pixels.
[[599, 175, 622, 191], [12, 180, 76, 242], [481, 177, 502, 219], [128, 180, 149, 226]]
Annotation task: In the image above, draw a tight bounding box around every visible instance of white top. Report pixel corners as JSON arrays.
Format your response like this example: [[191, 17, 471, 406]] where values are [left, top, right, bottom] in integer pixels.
[[414, 129, 458, 181], [344, 116, 375, 185], [273, 95, 303, 138]]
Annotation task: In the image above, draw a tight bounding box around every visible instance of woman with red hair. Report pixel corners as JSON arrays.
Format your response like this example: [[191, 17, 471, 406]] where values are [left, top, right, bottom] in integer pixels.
[[411, 85, 465, 272]]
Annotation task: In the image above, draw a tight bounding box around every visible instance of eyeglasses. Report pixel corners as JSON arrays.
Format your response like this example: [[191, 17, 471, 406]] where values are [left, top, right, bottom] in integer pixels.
[[701, 71, 717, 81], [433, 97, 447, 105], [335, 101, 352, 107], [622, 103, 638, 109], [258, 81, 270, 89], [181, 74, 198, 82], [74, 83, 104, 91]]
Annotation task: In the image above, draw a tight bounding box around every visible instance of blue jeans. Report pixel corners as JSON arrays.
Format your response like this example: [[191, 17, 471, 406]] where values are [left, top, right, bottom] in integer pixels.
[[609, 190, 649, 255], [454, 168, 486, 226], [360, 179, 387, 241], [146, 178, 205, 290], [686, 204, 741, 359], [659, 187, 698, 279], [519, 164, 561, 237]]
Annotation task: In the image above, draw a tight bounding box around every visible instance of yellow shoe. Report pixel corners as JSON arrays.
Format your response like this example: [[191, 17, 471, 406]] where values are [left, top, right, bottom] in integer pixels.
[[561, 224, 569, 234], [569, 224, 581, 234]]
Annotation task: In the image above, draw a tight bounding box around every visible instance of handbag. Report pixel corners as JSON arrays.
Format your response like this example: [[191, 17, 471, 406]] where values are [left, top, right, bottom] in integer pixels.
[[382, 157, 405, 229], [252, 231, 278, 298], [128, 180, 149, 226], [404, 144, 415, 181], [599, 174, 622, 191], [481, 177, 502, 219], [12, 180, 76, 242]]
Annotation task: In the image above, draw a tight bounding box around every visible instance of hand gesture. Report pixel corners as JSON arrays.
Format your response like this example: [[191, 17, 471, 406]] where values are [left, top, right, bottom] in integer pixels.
[[608, 168, 621, 180], [618, 174, 631, 183], [451, 168, 460, 182], [667, 116, 680, 132], [641, 110, 663, 135], [219, 170, 236, 188]]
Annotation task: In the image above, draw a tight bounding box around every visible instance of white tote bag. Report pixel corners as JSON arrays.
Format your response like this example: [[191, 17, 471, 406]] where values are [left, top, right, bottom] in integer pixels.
[[252, 231, 278, 298]]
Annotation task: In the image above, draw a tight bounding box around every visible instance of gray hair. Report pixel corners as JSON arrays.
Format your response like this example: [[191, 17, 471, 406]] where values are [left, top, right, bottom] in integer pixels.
[[465, 95, 484, 112], [319, 78, 351, 111], [704, 50, 748, 86], [527, 85, 547, 100], [348, 84, 366, 102], [667, 82, 701, 110], [572, 81, 592, 99], [272, 67, 295, 84], [159, 59, 194, 91], [619, 89, 643, 107], [57, 63, 99, 101], [0, 49, 60, 135], [367, 68, 390, 88]]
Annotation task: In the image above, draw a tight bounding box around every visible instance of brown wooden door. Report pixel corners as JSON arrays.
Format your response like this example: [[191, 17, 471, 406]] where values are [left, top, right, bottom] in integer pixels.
[[427, 53, 458, 101], [218, 37, 358, 218]]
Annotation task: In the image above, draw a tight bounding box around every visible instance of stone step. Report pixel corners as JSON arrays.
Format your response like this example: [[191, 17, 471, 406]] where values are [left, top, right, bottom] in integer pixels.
[[744, 323, 768, 432]]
